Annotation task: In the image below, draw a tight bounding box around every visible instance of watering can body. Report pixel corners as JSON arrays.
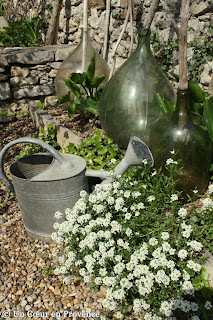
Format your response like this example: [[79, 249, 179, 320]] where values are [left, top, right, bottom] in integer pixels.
[[0, 138, 88, 243], [9, 153, 87, 243], [0, 137, 153, 243]]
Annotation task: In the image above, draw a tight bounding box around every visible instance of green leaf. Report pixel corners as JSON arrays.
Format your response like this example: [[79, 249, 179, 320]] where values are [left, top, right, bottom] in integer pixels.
[[76, 98, 99, 115], [90, 74, 105, 88], [156, 93, 175, 114], [94, 157, 103, 164], [68, 101, 76, 118], [63, 78, 82, 98], [188, 81, 205, 103], [97, 146, 108, 155], [86, 52, 96, 81], [70, 72, 86, 84], [57, 93, 71, 105], [203, 97, 213, 141]]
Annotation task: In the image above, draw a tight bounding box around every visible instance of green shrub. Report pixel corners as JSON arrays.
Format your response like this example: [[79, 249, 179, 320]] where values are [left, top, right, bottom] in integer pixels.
[[0, 14, 46, 47]]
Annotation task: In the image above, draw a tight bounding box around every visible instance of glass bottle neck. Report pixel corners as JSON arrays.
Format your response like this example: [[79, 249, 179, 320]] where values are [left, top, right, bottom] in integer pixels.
[[176, 89, 190, 114], [80, 27, 90, 44], [137, 28, 151, 52]]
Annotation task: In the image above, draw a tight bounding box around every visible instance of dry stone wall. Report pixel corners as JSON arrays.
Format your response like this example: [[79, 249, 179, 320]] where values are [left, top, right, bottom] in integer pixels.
[[4, 1, 212, 62], [1, 0, 212, 115], [0, 45, 76, 114]]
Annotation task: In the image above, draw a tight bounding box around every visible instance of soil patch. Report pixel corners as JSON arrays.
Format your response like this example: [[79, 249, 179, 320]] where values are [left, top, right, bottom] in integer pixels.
[[45, 104, 103, 140]]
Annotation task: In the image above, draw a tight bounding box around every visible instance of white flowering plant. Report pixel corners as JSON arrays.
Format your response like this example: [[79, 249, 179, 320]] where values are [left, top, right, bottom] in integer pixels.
[[52, 160, 213, 320]]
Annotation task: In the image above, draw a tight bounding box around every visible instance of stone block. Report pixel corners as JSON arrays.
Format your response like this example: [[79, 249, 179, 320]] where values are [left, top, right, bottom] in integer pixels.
[[56, 125, 81, 147], [120, 0, 141, 8], [49, 69, 58, 78], [55, 45, 76, 61], [89, 0, 106, 9], [188, 18, 200, 32], [45, 96, 58, 107], [8, 50, 55, 65], [13, 85, 55, 99], [0, 82, 11, 101], [0, 67, 5, 72], [11, 66, 29, 77], [0, 74, 8, 81], [29, 105, 81, 148], [10, 76, 39, 87], [39, 113, 58, 131], [50, 62, 61, 69], [191, 1, 212, 16], [0, 56, 8, 67], [121, 9, 137, 20], [200, 61, 213, 85], [88, 9, 99, 29], [203, 251, 213, 287]]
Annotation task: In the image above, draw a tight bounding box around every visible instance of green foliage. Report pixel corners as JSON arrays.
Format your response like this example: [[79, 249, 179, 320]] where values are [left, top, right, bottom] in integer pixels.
[[203, 97, 213, 142], [188, 25, 213, 83], [35, 101, 46, 110], [151, 31, 178, 73], [60, 130, 123, 170], [39, 265, 55, 278], [17, 127, 123, 172], [0, 110, 14, 118], [151, 27, 213, 84], [17, 124, 59, 158], [57, 53, 105, 118], [0, 0, 5, 16], [157, 83, 213, 144], [0, 14, 46, 47], [156, 92, 175, 115]]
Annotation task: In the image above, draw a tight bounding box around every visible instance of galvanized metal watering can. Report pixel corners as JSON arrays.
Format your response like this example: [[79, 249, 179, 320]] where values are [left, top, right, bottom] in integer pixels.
[[0, 137, 153, 243]]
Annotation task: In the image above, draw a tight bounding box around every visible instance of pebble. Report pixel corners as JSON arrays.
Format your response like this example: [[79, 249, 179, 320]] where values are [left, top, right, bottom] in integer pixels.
[[25, 304, 31, 311]]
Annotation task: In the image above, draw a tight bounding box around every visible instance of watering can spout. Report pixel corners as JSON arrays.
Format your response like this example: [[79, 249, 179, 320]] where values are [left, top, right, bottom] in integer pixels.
[[85, 136, 154, 182]]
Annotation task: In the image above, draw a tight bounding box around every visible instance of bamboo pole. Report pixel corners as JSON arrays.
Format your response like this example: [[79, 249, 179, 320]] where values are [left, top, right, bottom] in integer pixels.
[[82, 0, 88, 71], [178, 0, 190, 89], [128, 0, 134, 57], [103, 0, 111, 60]]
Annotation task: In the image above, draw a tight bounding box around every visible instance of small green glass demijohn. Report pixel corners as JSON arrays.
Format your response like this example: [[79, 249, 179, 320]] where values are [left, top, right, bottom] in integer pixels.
[[55, 28, 110, 98], [149, 0, 212, 197], [99, 28, 175, 148]]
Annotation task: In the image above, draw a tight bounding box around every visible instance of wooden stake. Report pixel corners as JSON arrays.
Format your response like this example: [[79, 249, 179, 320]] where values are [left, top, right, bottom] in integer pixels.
[[144, 0, 160, 29], [103, 0, 111, 60], [128, 0, 134, 57], [46, 0, 63, 45], [177, 0, 190, 89], [109, 6, 130, 78]]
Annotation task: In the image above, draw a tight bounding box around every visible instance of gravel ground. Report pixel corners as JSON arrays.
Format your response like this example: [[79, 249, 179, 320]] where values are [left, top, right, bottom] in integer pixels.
[[0, 114, 105, 320]]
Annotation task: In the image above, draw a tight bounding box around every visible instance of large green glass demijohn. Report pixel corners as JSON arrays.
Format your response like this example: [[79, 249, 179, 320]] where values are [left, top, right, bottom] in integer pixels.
[[149, 0, 212, 197], [99, 28, 175, 148], [150, 89, 212, 196], [55, 28, 110, 98]]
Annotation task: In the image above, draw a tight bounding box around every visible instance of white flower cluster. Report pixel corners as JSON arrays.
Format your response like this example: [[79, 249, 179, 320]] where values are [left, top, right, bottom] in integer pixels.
[[52, 173, 209, 320], [201, 197, 213, 210], [166, 158, 178, 165]]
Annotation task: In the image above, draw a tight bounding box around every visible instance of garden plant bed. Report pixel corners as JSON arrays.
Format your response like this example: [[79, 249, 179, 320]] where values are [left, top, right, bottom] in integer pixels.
[[46, 103, 103, 141], [1, 112, 213, 320]]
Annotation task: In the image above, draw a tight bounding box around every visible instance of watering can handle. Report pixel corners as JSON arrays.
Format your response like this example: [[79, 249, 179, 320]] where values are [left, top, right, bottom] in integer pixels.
[[0, 137, 72, 193]]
